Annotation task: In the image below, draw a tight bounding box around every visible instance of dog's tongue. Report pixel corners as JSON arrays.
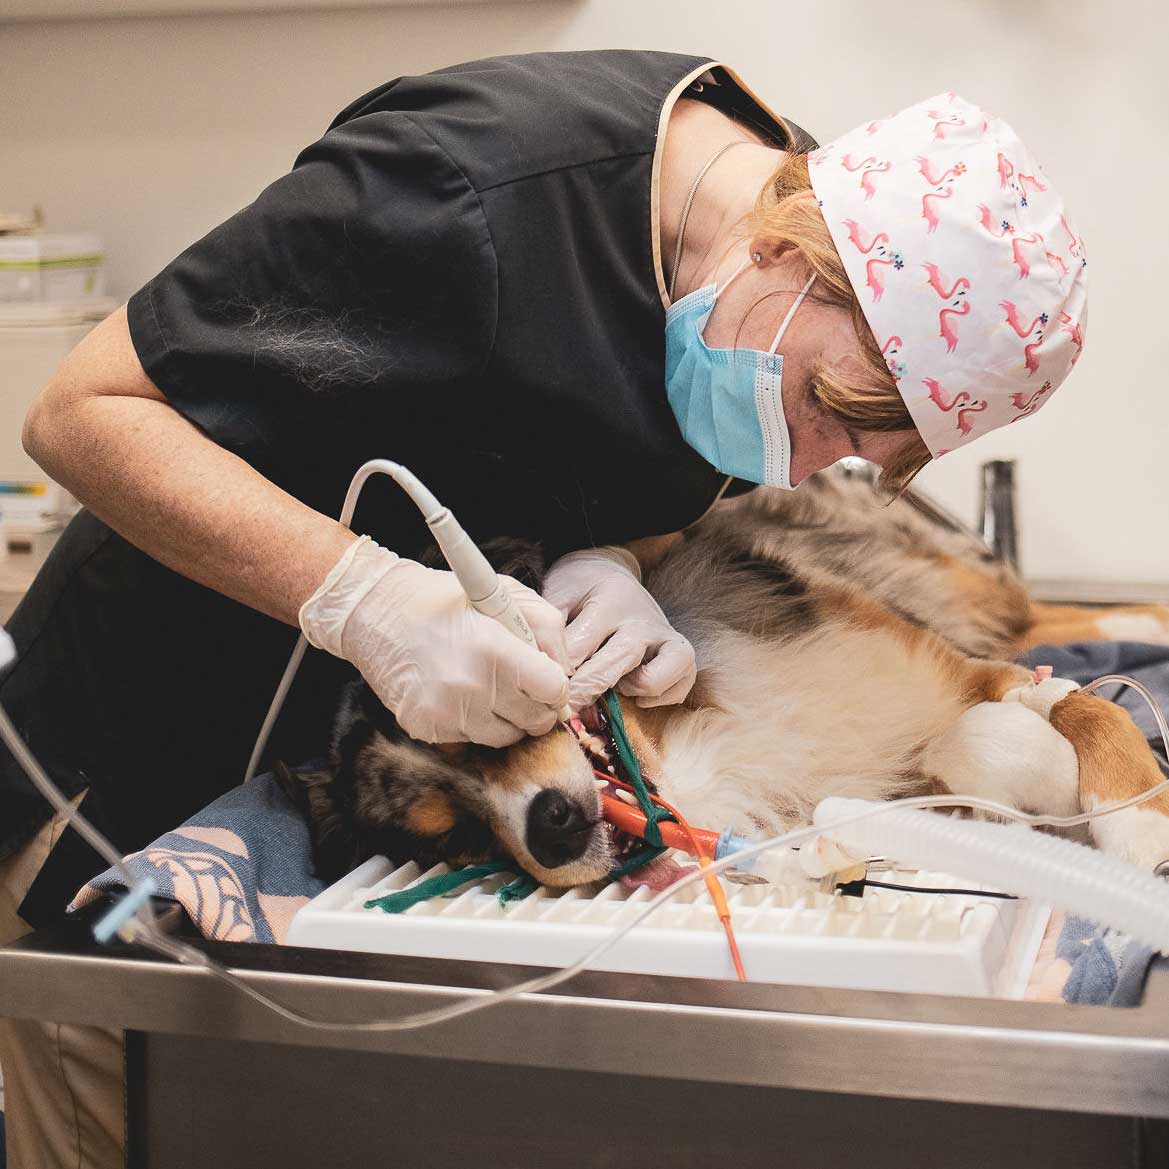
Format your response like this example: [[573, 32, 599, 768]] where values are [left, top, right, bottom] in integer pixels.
[[578, 702, 603, 733], [618, 854, 692, 893]]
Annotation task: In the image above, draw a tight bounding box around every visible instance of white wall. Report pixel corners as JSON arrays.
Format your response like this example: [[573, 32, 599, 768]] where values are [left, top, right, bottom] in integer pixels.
[[3, 0, 1166, 582]]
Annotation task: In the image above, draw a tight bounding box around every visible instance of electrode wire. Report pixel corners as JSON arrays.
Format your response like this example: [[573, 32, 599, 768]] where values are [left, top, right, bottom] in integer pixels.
[[603, 770, 747, 980], [0, 704, 135, 889]]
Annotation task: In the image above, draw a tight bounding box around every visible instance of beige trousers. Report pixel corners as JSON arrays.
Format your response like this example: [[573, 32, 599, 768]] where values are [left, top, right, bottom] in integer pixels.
[[0, 799, 125, 1169]]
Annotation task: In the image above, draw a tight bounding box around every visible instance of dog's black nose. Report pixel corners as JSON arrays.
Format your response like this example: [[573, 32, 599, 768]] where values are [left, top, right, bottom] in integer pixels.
[[525, 789, 593, 869]]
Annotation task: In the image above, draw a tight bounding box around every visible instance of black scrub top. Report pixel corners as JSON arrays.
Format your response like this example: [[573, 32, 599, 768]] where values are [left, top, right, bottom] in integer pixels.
[[0, 50, 816, 923]]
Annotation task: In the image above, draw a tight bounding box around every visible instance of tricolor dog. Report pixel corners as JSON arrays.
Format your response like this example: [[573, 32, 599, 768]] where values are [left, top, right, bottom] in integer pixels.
[[279, 474, 1169, 887]]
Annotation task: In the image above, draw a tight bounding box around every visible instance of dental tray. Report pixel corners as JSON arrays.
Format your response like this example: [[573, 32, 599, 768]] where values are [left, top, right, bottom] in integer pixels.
[[287, 856, 1050, 998]]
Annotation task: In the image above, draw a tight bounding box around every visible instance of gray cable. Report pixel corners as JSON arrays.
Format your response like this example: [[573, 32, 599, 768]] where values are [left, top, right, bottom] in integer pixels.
[[668, 139, 752, 302]]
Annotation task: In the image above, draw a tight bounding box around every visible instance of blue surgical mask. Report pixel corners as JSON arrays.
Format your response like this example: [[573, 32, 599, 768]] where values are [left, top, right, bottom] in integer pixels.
[[665, 262, 816, 488]]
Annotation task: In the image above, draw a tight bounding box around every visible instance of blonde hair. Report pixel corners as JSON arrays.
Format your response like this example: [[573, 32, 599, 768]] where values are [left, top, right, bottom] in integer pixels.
[[744, 153, 931, 493]]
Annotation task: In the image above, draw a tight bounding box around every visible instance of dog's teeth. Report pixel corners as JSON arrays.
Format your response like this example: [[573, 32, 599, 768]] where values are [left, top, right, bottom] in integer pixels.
[[594, 778, 609, 790], [614, 788, 638, 806]]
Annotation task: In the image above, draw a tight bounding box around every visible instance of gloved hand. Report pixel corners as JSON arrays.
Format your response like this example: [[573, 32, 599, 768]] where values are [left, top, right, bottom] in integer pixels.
[[299, 536, 569, 747], [541, 546, 697, 712]]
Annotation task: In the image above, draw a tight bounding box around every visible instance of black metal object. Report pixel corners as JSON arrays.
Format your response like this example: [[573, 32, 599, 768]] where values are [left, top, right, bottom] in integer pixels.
[[979, 459, 1021, 570]]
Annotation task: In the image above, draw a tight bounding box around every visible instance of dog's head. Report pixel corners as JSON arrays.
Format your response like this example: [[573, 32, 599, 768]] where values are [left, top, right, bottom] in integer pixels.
[[279, 680, 642, 886], [277, 538, 655, 887]]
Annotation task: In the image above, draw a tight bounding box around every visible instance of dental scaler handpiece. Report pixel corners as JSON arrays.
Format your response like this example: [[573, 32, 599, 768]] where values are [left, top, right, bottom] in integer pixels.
[[356, 462, 573, 724], [425, 508, 538, 643], [243, 460, 573, 786]]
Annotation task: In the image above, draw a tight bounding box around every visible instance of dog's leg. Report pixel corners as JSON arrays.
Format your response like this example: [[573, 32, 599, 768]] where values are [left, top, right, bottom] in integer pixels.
[[922, 660, 1167, 863], [986, 672, 1169, 869], [1023, 601, 1169, 649], [1046, 690, 1169, 869], [921, 699, 1081, 820]]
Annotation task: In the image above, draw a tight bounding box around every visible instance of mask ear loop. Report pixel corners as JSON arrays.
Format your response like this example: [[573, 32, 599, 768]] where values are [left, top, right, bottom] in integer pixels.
[[714, 256, 755, 298], [768, 273, 817, 355]]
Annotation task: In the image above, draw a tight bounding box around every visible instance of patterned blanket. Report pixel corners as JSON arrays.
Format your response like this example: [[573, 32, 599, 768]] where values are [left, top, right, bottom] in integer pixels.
[[74, 772, 324, 945]]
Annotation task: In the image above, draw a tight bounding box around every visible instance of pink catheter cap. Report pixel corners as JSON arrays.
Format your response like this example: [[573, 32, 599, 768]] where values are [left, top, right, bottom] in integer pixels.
[[808, 93, 1088, 456]]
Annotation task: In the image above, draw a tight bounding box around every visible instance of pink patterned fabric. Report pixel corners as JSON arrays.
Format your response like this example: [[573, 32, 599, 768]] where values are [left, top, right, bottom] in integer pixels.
[[810, 93, 1088, 456]]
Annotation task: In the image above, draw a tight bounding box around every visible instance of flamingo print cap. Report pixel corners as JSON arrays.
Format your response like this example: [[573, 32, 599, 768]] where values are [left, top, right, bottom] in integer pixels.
[[808, 93, 1087, 456]]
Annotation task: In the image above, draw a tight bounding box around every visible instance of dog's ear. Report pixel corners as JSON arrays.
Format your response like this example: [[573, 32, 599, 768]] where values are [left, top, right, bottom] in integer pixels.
[[274, 760, 362, 885], [273, 759, 313, 819], [419, 537, 546, 592]]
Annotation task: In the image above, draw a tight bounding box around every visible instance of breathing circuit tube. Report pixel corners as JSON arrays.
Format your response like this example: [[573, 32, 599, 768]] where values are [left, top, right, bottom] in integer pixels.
[[815, 797, 1169, 952], [4, 457, 1169, 1036]]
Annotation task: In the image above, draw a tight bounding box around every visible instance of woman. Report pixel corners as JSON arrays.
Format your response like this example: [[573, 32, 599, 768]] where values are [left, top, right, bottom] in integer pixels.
[[0, 51, 1085, 1167]]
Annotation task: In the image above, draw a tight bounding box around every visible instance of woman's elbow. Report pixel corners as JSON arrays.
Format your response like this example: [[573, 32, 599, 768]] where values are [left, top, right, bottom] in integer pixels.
[[23, 304, 154, 475], [22, 382, 66, 472]]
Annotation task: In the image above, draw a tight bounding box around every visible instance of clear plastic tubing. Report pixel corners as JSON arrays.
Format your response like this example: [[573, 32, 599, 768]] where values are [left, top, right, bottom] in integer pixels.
[[815, 796, 1169, 953]]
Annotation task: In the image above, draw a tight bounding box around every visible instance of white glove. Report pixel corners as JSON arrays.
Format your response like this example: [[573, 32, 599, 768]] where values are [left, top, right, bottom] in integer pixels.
[[541, 546, 697, 712], [299, 537, 569, 748]]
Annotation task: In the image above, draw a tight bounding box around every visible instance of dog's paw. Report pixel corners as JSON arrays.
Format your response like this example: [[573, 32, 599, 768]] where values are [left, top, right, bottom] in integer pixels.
[[1087, 801, 1169, 872]]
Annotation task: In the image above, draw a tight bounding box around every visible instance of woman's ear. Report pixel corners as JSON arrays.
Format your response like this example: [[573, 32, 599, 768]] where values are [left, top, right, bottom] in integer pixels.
[[748, 238, 793, 268]]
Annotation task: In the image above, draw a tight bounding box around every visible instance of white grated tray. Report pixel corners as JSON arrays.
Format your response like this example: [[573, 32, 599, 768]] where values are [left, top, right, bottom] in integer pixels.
[[287, 856, 1050, 998]]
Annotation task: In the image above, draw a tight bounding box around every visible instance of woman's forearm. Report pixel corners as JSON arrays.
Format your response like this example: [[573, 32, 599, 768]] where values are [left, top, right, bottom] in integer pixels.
[[23, 307, 355, 626]]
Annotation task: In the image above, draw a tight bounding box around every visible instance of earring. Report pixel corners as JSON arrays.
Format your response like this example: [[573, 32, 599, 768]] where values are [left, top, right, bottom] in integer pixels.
[[752, 251, 763, 264]]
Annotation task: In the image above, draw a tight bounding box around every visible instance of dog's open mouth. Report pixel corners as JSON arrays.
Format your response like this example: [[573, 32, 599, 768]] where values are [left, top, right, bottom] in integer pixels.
[[567, 702, 644, 868]]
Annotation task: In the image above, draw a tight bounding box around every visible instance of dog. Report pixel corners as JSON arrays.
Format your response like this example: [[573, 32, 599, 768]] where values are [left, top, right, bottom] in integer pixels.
[[278, 472, 1169, 889]]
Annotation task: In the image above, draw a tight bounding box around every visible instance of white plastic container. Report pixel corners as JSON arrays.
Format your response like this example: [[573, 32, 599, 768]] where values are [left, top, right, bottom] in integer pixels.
[[0, 234, 106, 303], [288, 856, 1050, 998], [0, 299, 116, 535]]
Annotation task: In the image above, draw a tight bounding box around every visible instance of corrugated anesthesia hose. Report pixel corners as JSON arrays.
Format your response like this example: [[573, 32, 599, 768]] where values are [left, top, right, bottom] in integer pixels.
[[814, 797, 1169, 953]]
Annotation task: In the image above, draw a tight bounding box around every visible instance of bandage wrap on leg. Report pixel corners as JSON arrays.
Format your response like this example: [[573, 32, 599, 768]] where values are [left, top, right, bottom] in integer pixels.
[[1001, 676, 1081, 722], [922, 700, 1081, 819]]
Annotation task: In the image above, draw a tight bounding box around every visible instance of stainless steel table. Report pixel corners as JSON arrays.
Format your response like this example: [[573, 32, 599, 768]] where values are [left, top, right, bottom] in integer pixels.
[[3, 905, 1168, 1168]]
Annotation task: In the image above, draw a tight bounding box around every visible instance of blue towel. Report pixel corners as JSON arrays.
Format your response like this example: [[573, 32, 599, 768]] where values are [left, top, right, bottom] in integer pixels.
[[74, 772, 323, 944]]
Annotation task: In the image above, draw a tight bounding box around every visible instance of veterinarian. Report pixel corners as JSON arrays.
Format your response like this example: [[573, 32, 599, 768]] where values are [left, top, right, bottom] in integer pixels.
[[0, 50, 1085, 1168]]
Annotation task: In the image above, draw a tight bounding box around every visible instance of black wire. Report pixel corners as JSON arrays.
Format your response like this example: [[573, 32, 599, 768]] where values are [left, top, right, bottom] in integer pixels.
[[842, 878, 1018, 900]]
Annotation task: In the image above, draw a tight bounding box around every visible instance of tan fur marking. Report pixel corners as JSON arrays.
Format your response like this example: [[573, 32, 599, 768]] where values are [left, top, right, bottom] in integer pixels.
[[405, 792, 458, 837], [817, 583, 1015, 706], [802, 584, 1039, 731], [1049, 690, 1169, 814], [938, 556, 1033, 656], [1024, 602, 1169, 650], [614, 701, 668, 783], [623, 532, 682, 572], [815, 583, 920, 641], [961, 660, 1033, 706], [478, 731, 584, 793]]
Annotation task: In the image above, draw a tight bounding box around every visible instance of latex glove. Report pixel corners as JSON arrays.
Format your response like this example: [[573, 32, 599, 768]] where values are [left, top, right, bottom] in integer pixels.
[[299, 537, 569, 748], [541, 546, 697, 712]]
